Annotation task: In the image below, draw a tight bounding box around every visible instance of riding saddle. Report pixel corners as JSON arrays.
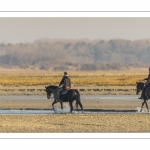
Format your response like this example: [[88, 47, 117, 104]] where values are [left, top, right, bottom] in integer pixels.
[[60, 89, 69, 95]]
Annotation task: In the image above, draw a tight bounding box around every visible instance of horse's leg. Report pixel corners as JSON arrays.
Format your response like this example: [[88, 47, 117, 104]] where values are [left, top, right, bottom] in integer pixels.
[[52, 101, 57, 110], [69, 101, 73, 113], [140, 101, 145, 112], [78, 101, 83, 113], [145, 101, 149, 112], [60, 102, 63, 109], [75, 91, 83, 113]]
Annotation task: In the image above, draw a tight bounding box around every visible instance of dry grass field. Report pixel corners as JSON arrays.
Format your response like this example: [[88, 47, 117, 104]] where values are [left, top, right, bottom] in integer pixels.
[[0, 71, 145, 95], [0, 70, 147, 86], [1, 114, 150, 133]]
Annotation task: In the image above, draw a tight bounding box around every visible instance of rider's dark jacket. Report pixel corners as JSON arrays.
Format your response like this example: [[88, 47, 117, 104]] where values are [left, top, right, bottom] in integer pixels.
[[59, 75, 71, 90], [148, 73, 150, 81], [145, 73, 150, 84]]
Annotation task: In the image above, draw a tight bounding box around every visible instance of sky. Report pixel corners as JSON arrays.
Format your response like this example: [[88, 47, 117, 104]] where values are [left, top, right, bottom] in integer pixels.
[[1, 17, 150, 44]]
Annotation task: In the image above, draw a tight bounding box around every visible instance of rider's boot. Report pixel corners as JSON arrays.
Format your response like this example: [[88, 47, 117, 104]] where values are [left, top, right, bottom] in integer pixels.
[[56, 93, 60, 102]]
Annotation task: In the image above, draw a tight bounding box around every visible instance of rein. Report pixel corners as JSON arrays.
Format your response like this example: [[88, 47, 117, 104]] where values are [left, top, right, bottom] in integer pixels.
[[47, 86, 59, 94], [52, 87, 60, 94]]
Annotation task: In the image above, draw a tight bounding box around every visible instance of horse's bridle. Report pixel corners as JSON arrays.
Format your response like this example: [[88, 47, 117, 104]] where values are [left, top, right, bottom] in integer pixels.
[[136, 88, 141, 95], [136, 83, 144, 95], [46, 89, 54, 99]]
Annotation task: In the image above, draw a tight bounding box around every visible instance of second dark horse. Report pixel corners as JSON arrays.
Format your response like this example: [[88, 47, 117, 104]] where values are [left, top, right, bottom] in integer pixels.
[[136, 82, 150, 112], [45, 85, 83, 113]]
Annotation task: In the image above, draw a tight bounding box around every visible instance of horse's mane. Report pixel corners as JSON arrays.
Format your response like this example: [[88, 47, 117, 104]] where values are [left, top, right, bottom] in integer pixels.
[[136, 82, 144, 84]]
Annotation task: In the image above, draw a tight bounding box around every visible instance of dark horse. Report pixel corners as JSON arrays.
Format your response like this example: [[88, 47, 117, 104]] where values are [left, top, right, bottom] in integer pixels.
[[136, 82, 150, 112], [45, 85, 83, 113]]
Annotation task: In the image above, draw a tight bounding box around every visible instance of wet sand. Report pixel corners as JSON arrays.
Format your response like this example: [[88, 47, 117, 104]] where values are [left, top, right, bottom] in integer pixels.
[[0, 86, 150, 133]]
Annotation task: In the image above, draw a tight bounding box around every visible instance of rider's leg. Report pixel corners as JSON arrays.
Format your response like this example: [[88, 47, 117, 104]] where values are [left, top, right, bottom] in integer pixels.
[[139, 83, 150, 99], [56, 88, 63, 102], [138, 86, 144, 99], [138, 90, 143, 99]]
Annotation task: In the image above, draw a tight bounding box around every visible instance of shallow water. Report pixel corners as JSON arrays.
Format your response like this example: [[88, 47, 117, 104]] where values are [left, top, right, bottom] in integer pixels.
[[0, 95, 144, 115], [0, 105, 148, 115], [0, 107, 148, 115]]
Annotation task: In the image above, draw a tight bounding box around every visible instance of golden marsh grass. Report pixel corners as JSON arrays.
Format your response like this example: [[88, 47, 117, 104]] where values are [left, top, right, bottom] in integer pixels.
[[0, 71, 148, 86]]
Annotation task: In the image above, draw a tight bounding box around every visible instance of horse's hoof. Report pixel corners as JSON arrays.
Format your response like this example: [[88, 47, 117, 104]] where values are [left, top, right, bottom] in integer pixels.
[[53, 107, 57, 112]]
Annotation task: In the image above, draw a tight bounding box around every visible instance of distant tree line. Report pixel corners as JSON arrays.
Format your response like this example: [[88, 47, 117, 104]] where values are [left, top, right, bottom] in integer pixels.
[[0, 38, 149, 71]]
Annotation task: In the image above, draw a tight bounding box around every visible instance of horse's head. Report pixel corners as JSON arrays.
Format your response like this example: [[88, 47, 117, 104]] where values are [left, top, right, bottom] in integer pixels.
[[45, 85, 58, 99], [45, 86, 54, 99], [136, 82, 144, 95]]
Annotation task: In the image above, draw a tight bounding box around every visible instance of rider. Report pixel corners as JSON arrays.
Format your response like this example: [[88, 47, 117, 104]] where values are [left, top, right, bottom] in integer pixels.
[[138, 67, 150, 99], [55, 72, 71, 102]]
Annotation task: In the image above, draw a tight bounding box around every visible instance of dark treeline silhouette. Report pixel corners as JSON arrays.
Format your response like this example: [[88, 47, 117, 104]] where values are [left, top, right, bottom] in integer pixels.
[[0, 38, 150, 71]]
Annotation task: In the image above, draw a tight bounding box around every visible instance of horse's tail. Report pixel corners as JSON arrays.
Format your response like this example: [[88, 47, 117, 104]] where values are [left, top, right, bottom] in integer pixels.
[[75, 89, 83, 111], [75, 89, 80, 101]]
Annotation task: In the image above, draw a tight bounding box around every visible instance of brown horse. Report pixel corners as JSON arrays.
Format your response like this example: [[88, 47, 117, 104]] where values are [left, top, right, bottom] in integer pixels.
[[136, 82, 150, 112]]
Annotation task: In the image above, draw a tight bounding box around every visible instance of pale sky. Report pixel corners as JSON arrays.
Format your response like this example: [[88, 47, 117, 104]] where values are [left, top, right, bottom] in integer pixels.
[[1, 17, 150, 43]]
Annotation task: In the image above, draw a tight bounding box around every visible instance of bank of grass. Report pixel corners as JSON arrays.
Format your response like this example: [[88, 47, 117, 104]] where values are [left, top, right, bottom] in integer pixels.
[[0, 71, 148, 86]]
